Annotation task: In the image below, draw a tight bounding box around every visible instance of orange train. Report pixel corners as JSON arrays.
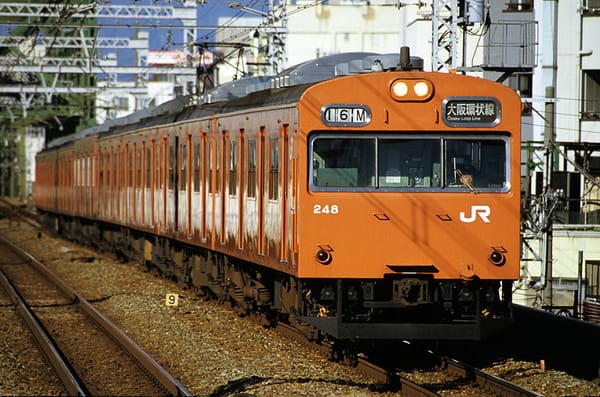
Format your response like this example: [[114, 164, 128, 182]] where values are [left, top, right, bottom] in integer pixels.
[[34, 50, 522, 341]]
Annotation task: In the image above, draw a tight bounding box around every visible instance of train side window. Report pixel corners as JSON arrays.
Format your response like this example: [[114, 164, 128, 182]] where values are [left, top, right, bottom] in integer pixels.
[[146, 144, 151, 188], [126, 144, 132, 188], [181, 141, 187, 190], [269, 138, 279, 200], [194, 143, 201, 192], [156, 142, 162, 189], [136, 146, 142, 188], [99, 152, 104, 190], [169, 141, 175, 190], [229, 139, 237, 196], [216, 135, 223, 194], [206, 140, 213, 194], [248, 139, 257, 198]]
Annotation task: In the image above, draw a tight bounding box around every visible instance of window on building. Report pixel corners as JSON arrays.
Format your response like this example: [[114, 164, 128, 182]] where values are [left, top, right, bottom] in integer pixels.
[[505, 0, 533, 12], [584, 0, 600, 14], [587, 261, 600, 299], [506, 73, 532, 115], [112, 97, 129, 111], [583, 70, 600, 119]]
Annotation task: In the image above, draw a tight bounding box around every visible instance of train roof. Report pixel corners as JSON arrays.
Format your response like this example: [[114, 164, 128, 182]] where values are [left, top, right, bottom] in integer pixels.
[[45, 51, 421, 150]]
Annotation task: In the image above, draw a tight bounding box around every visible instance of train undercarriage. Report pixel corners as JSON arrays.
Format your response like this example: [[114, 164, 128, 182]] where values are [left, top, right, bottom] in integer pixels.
[[44, 213, 514, 345]]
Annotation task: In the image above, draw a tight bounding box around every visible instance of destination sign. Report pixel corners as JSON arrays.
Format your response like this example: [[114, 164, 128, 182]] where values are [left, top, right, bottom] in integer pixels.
[[321, 104, 371, 127], [442, 97, 500, 127]]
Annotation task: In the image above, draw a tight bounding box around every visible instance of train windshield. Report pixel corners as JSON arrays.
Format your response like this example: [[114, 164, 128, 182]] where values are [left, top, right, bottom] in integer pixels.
[[310, 134, 509, 192]]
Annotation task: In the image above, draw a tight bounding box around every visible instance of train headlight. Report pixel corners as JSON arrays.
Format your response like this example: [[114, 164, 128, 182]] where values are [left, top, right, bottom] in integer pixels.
[[316, 249, 332, 265], [391, 81, 408, 97], [389, 78, 434, 102], [489, 250, 506, 266]]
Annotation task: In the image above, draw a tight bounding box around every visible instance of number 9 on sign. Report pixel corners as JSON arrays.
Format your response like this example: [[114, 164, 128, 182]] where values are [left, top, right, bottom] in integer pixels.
[[165, 293, 179, 307]]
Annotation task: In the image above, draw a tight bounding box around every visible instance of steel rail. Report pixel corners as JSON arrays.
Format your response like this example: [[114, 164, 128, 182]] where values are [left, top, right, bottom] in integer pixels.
[[0, 267, 89, 396], [0, 234, 193, 397], [444, 356, 545, 397]]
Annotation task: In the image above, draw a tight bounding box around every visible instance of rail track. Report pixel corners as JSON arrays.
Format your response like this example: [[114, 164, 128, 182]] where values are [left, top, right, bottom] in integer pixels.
[[0, 233, 191, 396], [275, 317, 543, 396]]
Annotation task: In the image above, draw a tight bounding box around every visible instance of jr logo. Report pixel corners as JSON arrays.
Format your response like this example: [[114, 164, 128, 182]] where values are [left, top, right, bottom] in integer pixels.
[[459, 205, 491, 223]]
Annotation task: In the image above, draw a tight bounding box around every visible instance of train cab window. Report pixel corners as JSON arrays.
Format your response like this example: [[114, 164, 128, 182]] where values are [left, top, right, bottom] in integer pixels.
[[444, 139, 507, 191], [312, 138, 375, 188], [310, 134, 508, 192], [378, 139, 440, 188]]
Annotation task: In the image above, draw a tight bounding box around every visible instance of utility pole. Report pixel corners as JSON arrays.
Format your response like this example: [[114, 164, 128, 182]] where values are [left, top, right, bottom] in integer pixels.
[[542, 86, 556, 307], [229, 1, 288, 75], [432, 0, 460, 72], [431, 0, 485, 72]]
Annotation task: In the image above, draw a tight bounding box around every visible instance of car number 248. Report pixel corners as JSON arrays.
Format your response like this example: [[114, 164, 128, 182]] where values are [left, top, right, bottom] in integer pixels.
[[313, 204, 339, 214]]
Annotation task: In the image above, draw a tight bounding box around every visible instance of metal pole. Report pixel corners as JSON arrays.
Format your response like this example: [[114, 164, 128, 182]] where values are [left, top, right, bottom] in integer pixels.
[[576, 250, 583, 319], [542, 86, 555, 308]]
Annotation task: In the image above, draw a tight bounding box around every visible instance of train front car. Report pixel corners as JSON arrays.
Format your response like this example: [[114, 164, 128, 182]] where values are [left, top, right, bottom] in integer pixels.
[[295, 70, 521, 340]]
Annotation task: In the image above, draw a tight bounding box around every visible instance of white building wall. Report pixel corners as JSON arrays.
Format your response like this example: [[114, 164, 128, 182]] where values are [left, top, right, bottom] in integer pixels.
[[286, 3, 437, 71], [555, 3, 584, 144], [216, 1, 487, 84], [286, 4, 404, 66]]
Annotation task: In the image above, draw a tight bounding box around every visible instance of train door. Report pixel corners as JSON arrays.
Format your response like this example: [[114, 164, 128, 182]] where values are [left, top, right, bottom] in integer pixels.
[[258, 127, 266, 255], [146, 139, 159, 227], [185, 133, 192, 237], [190, 127, 206, 241], [125, 142, 131, 224], [172, 135, 179, 233], [161, 136, 168, 232], [111, 146, 116, 220], [141, 140, 146, 225], [132, 142, 138, 224], [201, 128, 209, 242], [237, 130, 245, 250], [220, 131, 229, 245], [205, 121, 216, 247], [280, 125, 289, 262]]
